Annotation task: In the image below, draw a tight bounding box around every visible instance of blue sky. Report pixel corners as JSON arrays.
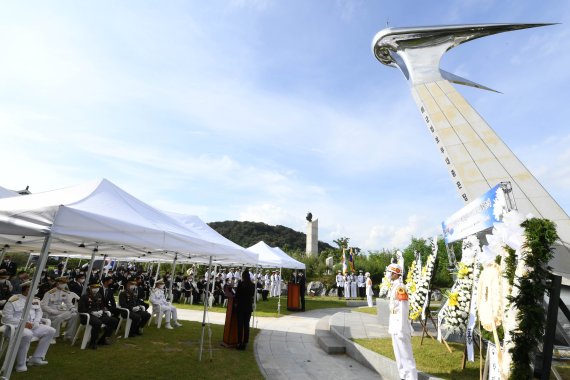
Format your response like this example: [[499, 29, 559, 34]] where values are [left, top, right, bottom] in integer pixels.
[[1, 1, 569, 251]]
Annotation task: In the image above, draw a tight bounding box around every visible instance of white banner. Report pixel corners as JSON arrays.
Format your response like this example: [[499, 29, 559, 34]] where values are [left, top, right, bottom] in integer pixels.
[[487, 342, 501, 380]]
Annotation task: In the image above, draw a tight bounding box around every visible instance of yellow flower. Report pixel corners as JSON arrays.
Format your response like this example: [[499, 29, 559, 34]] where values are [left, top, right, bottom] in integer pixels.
[[448, 292, 459, 307], [458, 263, 469, 279]]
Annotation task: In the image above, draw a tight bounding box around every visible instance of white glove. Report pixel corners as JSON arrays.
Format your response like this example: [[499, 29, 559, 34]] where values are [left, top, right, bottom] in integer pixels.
[[104, 310, 111, 317], [132, 306, 140, 312], [91, 311, 102, 318]]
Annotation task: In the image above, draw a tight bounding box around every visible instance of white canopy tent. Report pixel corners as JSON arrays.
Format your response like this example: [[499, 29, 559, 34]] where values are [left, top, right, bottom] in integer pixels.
[[0, 179, 259, 377], [0, 186, 18, 199], [247, 241, 305, 270], [246, 241, 305, 317]]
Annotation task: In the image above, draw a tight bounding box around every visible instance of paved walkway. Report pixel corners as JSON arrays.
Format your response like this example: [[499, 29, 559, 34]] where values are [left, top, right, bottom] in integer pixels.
[[176, 307, 379, 380]]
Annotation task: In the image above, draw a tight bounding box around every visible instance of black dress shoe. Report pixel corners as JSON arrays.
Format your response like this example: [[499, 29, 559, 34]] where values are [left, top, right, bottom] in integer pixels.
[[98, 337, 111, 346]]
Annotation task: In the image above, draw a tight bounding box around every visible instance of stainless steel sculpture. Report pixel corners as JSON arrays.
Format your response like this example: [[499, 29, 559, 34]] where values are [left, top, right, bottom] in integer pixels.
[[372, 23, 570, 280]]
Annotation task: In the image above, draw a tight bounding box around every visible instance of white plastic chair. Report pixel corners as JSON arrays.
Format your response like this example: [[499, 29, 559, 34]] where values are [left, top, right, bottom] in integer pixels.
[[114, 306, 132, 339], [72, 313, 105, 350], [147, 304, 164, 328]]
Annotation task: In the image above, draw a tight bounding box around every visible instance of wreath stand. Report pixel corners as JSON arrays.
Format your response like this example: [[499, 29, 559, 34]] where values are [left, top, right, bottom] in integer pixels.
[[419, 309, 438, 345]]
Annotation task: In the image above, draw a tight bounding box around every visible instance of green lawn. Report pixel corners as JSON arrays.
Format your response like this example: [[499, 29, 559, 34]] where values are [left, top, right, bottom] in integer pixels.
[[176, 296, 347, 317], [11, 321, 262, 380], [354, 336, 481, 380], [353, 306, 376, 315]]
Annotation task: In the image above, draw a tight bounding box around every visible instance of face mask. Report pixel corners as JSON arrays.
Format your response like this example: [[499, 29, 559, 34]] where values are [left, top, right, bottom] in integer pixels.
[[90, 288, 99, 295], [57, 284, 66, 290], [78, 278, 85, 283], [157, 285, 164, 289], [129, 285, 136, 291]]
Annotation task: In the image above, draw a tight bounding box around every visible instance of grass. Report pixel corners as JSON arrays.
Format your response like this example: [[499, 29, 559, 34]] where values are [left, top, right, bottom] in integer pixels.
[[353, 336, 481, 380], [554, 364, 570, 378], [354, 306, 376, 315], [176, 296, 348, 317], [11, 321, 262, 380]]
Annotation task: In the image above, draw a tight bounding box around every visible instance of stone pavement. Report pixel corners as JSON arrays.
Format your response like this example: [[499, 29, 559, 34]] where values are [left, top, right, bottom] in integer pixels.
[[176, 307, 379, 379]]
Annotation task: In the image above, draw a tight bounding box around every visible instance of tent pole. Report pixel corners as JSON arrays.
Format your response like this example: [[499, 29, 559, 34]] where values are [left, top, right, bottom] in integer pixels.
[[168, 254, 177, 302], [2, 234, 52, 379], [62, 256, 69, 276], [154, 262, 161, 284], [277, 267, 282, 317], [0, 247, 6, 263], [99, 254, 107, 275], [24, 252, 33, 271], [252, 265, 259, 329], [199, 256, 213, 361], [82, 248, 97, 296]]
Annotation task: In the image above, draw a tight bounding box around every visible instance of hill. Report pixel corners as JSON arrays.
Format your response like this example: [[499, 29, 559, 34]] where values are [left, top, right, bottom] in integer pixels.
[[207, 220, 334, 252]]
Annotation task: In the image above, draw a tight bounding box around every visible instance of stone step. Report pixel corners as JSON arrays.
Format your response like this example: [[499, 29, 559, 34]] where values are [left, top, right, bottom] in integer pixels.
[[315, 315, 346, 355]]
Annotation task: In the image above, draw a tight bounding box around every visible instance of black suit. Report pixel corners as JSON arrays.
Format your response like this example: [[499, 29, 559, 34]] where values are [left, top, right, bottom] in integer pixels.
[[0, 261, 17, 277], [298, 275, 306, 311], [78, 292, 119, 347], [118, 290, 150, 336], [235, 280, 255, 348], [99, 287, 118, 316]]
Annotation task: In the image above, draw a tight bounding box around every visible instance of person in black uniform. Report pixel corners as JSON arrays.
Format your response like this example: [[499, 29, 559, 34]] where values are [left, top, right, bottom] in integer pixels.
[[298, 271, 306, 311], [0, 269, 13, 310], [118, 280, 150, 337], [0, 255, 18, 278], [99, 276, 118, 317], [68, 273, 85, 298], [235, 269, 255, 350], [78, 280, 118, 349]]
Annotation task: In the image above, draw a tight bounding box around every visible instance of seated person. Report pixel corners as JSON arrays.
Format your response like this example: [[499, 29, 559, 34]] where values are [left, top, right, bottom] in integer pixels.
[[149, 279, 182, 330], [10, 270, 30, 295], [36, 274, 56, 300], [118, 280, 151, 337], [135, 275, 150, 309], [99, 276, 118, 317], [78, 280, 119, 349], [2, 280, 56, 372], [0, 269, 13, 309], [68, 273, 85, 298], [40, 276, 78, 341], [171, 282, 181, 303]]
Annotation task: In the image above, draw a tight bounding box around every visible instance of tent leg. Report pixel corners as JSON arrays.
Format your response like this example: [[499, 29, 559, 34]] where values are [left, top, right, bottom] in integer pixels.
[[167, 254, 177, 302], [2, 234, 52, 379], [0, 247, 6, 263], [82, 249, 97, 296], [154, 263, 161, 284], [252, 266, 259, 329], [24, 252, 33, 271], [61, 257, 69, 275], [277, 267, 282, 317], [99, 254, 107, 275], [199, 256, 213, 361]]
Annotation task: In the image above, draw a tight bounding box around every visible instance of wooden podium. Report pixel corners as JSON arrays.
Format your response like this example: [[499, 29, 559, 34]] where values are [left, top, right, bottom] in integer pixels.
[[287, 283, 301, 311], [222, 298, 238, 347]]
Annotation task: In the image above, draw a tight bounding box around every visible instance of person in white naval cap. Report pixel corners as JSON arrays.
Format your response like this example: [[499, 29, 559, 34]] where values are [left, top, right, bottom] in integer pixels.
[[335, 270, 344, 299], [387, 263, 417, 380], [40, 276, 77, 342], [357, 270, 366, 299], [149, 279, 182, 329], [2, 280, 56, 372]]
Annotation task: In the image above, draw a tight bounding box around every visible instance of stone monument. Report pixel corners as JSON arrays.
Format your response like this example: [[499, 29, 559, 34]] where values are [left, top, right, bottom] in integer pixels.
[[372, 23, 570, 280], [305, 212, 318, 257]]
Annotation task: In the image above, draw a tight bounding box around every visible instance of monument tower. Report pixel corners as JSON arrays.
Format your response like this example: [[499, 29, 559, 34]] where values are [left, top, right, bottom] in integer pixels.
[[371, 23, 570, 280], [305, 212, 318, 257]]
